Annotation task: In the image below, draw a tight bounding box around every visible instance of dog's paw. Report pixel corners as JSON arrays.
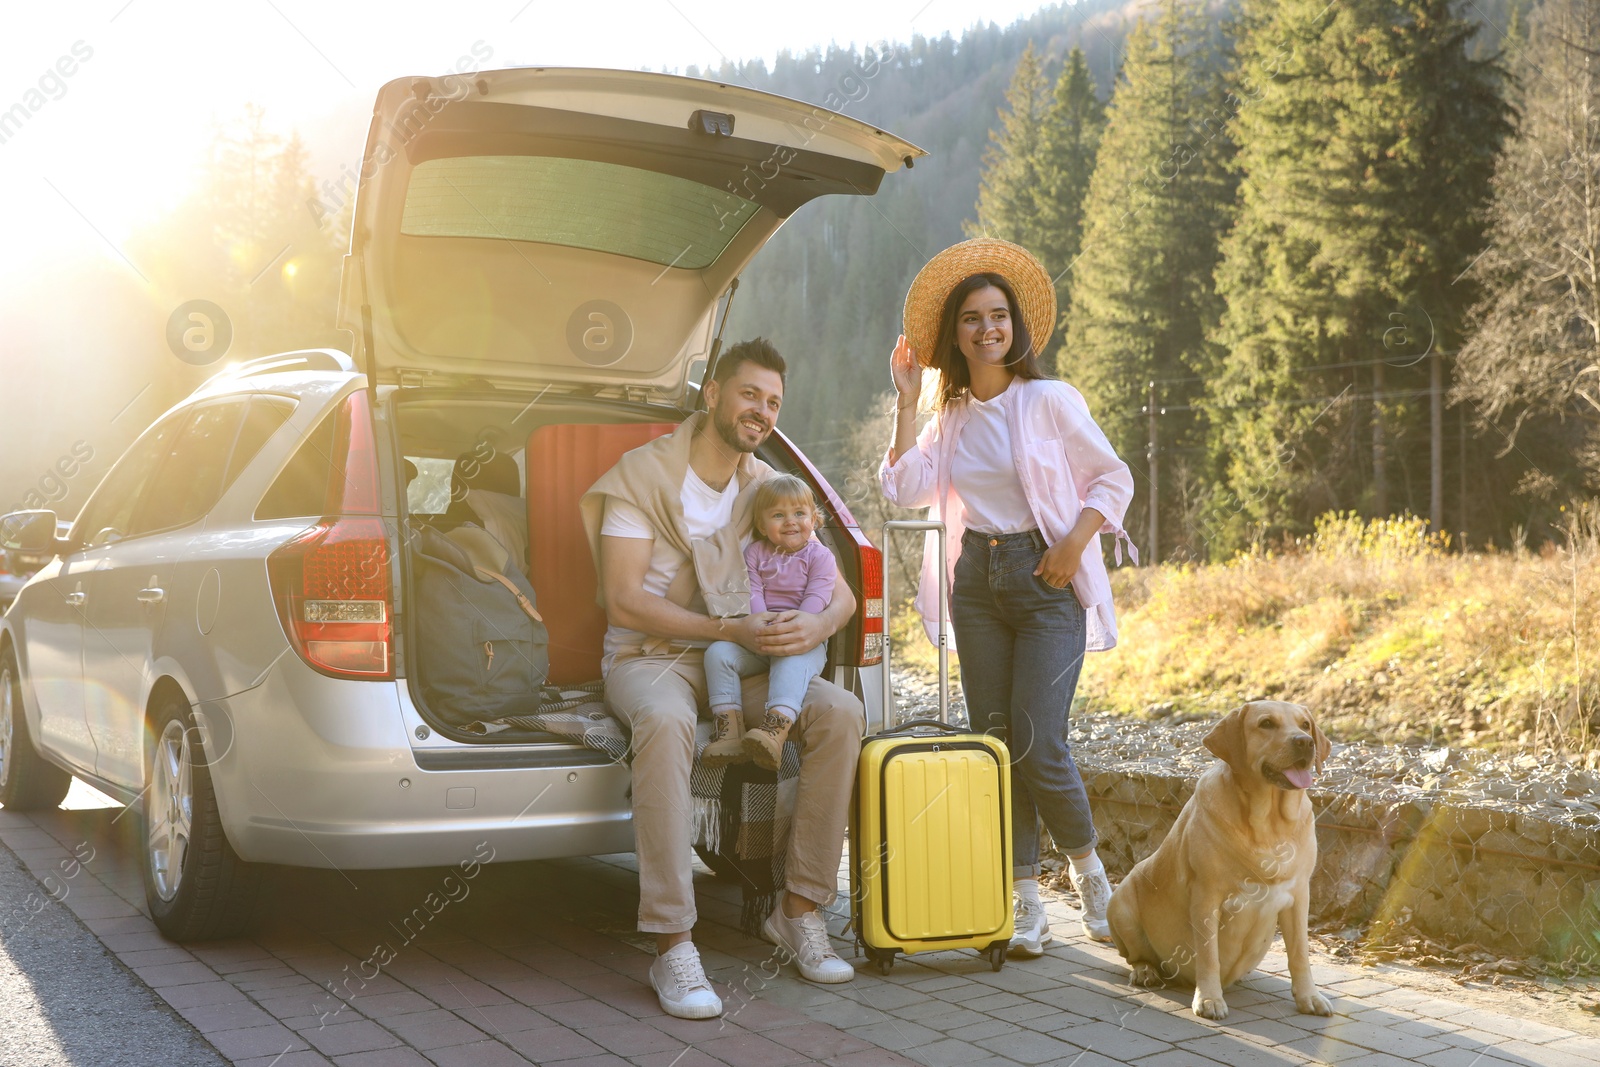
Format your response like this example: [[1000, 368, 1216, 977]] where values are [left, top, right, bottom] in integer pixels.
[[1295, 989, 1332, 1016], [1128, 963, 1164, 989], [1192, 991, 1229, 1020]]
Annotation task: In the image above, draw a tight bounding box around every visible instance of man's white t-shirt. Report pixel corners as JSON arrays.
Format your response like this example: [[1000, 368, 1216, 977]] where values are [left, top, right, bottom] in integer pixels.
[[599, 468, 741, 672]]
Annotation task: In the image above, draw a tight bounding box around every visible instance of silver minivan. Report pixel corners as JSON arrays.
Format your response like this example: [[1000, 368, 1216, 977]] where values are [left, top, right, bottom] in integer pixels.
[[0, 67, 921, 940]]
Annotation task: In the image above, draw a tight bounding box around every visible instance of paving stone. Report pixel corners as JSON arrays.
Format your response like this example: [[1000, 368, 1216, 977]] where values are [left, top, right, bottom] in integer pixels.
[[626, 1049, 725, 1067], [849, 983, 939, 1011], [823, 1050, 931, 1067], [962, 990, 1034, 1013], [944, 1018, 1017, 1043], [331, 1048, 436, 1066], [1321, 978, 1399, 998], [1436, 1026, 1518, 1049], [690, 1030, 815, 1066], [1281, 1033, 1393, 1064], [905, 975, 973, 993], [1464, 1015, 1581, 1044], [298, 1019, 403, 1056], [381, 1009, 489, 1051], [1318, 1019, 1452, 1058], [446, 1002, 551, 1036], [903, 1037, 1002, 1066], [500, 1026, 603, 1061], [1048, 1019, 1172, 1060], [421, 1040, 532, 1066], [1339, 1054, 1439, 1067], [764, 1020, 878, 1059], [1134, 1051, 1233, 1067], [235, 1053, 334, 1067], [964, 966, 1068, 994], [987, 1001, 1061, 1024], [885, 1002, 992, 1031], [207, 1023, 313, 1060], [1183, 1033, 1315, 1065], [975, 1030, 1090, 1065], [809, 996, 899, 1029], [1416, 1048, 1541, 1067], [583, 1020, 684, 1056], [843, 1019, 945, 1051], [1491, 1039, 1600, 1067]]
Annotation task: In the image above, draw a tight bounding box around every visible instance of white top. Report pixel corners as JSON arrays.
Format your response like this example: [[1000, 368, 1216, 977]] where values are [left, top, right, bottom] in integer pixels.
[[599, 467, 740, 670], [949, 385, 1036, 535]]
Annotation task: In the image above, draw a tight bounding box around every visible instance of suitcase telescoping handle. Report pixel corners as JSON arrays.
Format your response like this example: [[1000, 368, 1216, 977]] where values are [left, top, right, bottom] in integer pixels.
[[881, 520, 949, 726]]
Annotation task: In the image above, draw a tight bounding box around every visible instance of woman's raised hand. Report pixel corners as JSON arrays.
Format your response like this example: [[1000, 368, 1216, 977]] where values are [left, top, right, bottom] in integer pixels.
[[891, 334, 922, 403]]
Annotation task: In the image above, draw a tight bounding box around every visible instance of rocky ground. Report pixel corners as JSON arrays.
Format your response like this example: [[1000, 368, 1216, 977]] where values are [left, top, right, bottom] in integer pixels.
[[886, 665, 1600, 1009]]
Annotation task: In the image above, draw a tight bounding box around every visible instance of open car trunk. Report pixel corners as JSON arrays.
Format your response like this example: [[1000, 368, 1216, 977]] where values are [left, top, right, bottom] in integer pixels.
[[339, 67, 924, 405], [389, 392, 854, 745]]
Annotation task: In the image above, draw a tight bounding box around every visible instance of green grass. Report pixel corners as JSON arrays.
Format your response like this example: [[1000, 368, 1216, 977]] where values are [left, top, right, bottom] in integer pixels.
[[1074, 512, 1600, 753]]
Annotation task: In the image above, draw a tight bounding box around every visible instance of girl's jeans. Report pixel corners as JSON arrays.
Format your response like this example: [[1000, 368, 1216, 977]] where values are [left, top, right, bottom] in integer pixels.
[[704, 639, 828, 718], [952, 528, 1097, 877]]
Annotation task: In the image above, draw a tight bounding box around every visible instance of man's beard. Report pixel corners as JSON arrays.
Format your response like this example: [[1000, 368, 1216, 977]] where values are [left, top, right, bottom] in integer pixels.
[[713, 403, 767, 453]]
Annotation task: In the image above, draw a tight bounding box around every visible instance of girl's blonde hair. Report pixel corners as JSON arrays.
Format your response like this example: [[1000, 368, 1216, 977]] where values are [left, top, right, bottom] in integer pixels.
[[751, 474, 819, 540]]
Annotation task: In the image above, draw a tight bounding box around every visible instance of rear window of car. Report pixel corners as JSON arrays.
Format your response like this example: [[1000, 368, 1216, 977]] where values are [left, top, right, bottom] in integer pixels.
[[399, 155, 760, 269], [256, 406, 338, 520]]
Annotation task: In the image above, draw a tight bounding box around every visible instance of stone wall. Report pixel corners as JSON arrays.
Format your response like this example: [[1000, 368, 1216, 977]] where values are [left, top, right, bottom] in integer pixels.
[[1079, 762, 1600, 966]]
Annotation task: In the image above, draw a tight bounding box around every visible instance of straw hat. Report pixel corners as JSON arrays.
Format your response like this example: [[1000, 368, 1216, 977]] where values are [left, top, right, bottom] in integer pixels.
[[902, 238, 1057, 368]]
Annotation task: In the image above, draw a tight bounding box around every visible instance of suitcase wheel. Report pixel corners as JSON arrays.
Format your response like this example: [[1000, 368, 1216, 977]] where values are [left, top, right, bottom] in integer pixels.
[[986, 943, 1006, 972], [865, 946, 895, 975]]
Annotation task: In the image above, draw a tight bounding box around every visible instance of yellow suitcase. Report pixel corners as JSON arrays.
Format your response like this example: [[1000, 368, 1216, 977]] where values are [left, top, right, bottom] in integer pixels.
[[851, 521, 1013, 974]]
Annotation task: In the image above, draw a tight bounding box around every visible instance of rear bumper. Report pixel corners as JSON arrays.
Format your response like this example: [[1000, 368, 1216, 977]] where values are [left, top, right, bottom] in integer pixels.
[[206, 658, 634, 869]]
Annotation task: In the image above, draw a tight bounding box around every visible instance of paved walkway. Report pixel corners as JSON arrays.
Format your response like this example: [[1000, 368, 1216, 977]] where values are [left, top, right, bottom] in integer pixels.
[[1, 797, 1596, 1067]]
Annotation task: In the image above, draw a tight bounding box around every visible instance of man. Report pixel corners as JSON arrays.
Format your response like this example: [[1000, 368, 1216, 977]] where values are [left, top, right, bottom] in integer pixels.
[[580, 338, 863, 1020]]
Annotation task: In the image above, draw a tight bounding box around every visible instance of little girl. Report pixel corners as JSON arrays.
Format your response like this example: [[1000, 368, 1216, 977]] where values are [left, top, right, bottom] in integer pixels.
[[701, 474, 837, 770]]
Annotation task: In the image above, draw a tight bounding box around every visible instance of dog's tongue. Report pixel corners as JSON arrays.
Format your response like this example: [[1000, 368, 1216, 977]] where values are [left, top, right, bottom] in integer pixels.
[[1283, 766, 1314, 789]]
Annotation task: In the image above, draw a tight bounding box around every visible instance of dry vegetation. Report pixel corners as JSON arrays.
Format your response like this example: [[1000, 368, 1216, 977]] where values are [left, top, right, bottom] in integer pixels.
[[1078, 509, 1600, 754]]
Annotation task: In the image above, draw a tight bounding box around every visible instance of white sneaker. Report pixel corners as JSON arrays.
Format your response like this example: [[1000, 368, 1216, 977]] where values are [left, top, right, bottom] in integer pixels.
[[1010, 894, 1053, 957], [1072, 866, 1114, 942], [649, 942, 722, 1019], [762, 906, 855, 984]]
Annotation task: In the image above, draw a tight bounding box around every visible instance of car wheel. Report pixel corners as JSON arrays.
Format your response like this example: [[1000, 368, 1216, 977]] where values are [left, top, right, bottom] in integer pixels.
[[141, 695, 264, 941], [0, 648, 71, 810]]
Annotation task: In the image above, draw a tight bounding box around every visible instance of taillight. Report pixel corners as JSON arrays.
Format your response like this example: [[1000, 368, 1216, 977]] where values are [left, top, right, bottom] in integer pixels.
[[857, 543, 884, 666], [268, 391, 393, 679]]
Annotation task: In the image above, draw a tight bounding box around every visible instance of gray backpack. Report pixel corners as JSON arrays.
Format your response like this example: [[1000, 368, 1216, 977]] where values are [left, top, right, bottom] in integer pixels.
[[413, 525, 550, 728]]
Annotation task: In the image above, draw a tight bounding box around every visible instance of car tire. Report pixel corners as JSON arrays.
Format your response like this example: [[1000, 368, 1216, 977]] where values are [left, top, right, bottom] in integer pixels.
[[0, 648, 72, 811], [141, 695, 265, 941]]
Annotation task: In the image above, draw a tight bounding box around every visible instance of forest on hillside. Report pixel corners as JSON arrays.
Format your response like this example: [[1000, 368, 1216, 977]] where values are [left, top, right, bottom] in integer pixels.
[[115, 0, 1593, 562]]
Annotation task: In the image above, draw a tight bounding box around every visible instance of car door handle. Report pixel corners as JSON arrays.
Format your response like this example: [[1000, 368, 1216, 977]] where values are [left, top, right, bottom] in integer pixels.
[[65, 591, 86, 607], [137, 587, 165, 604]]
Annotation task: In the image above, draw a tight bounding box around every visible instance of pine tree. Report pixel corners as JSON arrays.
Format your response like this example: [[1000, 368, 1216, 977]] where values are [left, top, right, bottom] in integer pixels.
[[1457, 0, 1600, 511], [1033, 46, 1107, 323], [1203, 0, 1508, 552], [1059, 0, 1238, 560], [968, 42, 1051, 252]]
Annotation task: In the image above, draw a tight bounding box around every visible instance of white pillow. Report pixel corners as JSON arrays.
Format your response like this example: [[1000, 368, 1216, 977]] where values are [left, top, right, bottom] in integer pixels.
[[465, 488, 530, 576]]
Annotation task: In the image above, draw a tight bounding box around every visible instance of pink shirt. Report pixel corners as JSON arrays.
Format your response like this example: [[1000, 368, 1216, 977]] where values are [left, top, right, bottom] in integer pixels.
[[879, 378, 1137, 652], [746, 538, 837, 616]]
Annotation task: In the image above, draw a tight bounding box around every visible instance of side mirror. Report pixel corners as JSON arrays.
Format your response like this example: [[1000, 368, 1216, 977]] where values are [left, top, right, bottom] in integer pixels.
[[0, 510, 61, 554]]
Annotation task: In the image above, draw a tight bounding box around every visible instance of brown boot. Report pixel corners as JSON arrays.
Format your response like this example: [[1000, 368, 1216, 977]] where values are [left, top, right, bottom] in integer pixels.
[[742, 709, 795, 771], [700, 706, 748, 767]]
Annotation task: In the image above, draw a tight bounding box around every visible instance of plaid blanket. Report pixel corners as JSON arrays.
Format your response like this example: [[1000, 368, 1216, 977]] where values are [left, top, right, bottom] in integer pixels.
[[465, 683, 799, 933]]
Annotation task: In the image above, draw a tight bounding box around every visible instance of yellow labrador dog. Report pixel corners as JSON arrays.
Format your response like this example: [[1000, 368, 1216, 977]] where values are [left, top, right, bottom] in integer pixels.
[[1106, 701, 1333, 1020]]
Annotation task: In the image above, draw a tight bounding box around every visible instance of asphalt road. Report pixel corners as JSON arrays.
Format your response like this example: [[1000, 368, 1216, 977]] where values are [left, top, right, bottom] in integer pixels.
[[0, 787, 225, 1067]]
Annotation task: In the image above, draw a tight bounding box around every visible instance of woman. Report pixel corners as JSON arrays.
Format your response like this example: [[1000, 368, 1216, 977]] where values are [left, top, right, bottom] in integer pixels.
[[878, 238, 1136, 955]]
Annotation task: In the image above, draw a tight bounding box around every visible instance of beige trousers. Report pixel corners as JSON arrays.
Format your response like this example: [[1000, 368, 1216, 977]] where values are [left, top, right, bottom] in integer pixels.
[[604, 649, 864, 934]]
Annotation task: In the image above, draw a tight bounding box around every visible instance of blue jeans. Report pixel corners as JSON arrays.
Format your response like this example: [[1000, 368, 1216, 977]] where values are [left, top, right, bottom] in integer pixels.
[[704, 639, 828, 718], [952, 529, 1097, 877]]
